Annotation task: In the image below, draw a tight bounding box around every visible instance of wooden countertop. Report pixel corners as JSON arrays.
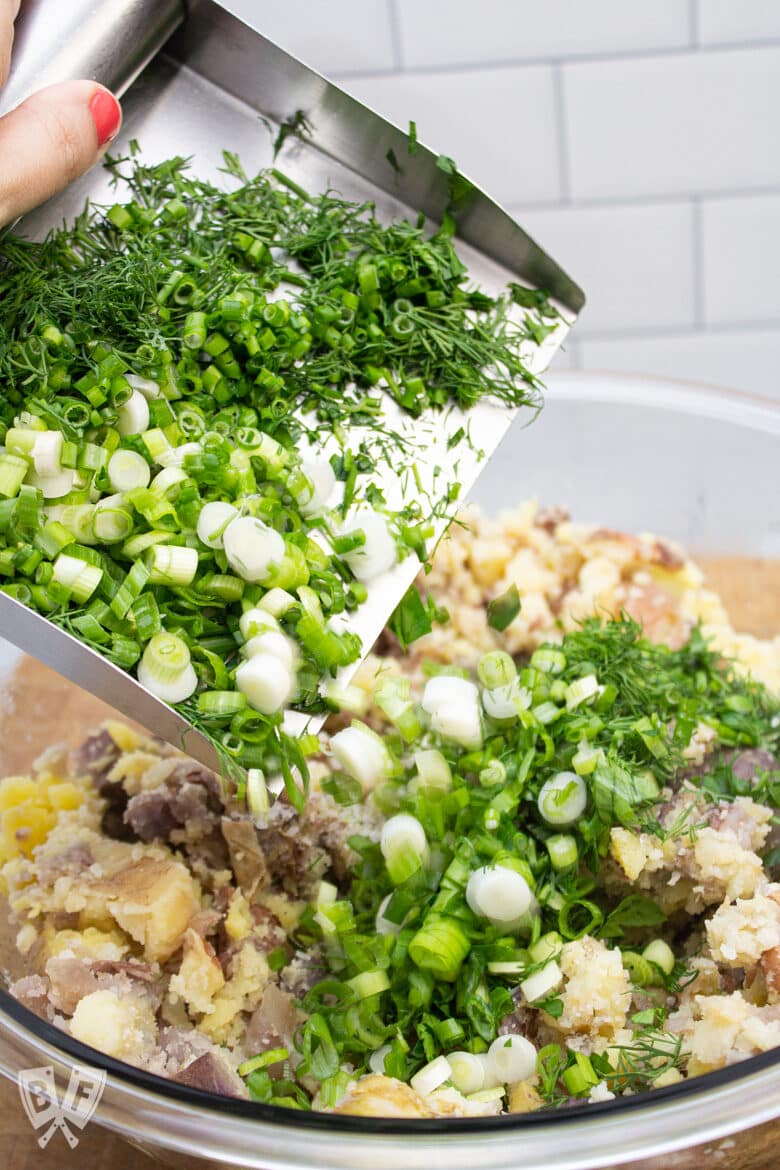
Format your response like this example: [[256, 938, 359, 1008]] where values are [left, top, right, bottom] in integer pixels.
[[1, 556, 777, 1169]]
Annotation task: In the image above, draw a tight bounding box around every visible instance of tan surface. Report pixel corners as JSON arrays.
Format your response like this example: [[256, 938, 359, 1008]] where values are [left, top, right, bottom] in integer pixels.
[[0, 557, 777, 1169], [698, 555, 780, 641]]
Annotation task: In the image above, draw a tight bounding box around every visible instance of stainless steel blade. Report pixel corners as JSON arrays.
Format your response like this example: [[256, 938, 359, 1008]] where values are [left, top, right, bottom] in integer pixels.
[[0, 592, 224, 772], [0, 0, 585, 769]]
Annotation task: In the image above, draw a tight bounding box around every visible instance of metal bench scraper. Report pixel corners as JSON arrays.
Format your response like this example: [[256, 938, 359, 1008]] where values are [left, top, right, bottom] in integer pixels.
[[0, 0, 584, 774]]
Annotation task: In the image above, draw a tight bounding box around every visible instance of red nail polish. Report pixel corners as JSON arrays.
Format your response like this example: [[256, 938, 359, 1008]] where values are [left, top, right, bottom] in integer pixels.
[[89, 90, 121, 147]]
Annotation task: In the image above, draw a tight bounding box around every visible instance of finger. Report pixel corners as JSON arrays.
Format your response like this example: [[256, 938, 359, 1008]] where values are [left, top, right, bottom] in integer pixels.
[[0, 0, 22, 88], [0, 79, 122, 226]]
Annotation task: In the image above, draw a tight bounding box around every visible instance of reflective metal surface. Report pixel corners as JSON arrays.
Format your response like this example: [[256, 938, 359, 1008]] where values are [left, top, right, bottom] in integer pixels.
[[0, 0, 184, 115], [0, 591, 224, 771], [0, 374, 779, 1170], [174, 0, 585, 316], [0, 964, 779, 1170], [1, 0, 584, 764]]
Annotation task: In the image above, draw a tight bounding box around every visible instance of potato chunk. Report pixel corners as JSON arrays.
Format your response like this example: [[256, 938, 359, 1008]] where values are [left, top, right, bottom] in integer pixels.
[[507, 1079, 543, 1113], [70, 988, 157, 1060], [90, 857, 199, 962], [168, 927, 225, 1015], [334, 1074, 434, 1118]]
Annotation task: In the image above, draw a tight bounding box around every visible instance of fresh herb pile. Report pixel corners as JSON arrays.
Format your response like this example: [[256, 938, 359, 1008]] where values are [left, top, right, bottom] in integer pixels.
[[0, 150, 557, 800], [244, 618, 779, 1109]]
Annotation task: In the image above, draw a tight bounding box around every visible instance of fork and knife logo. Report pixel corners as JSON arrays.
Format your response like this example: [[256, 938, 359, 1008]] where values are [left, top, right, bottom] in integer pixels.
[[17, 1064, 106, 1149]]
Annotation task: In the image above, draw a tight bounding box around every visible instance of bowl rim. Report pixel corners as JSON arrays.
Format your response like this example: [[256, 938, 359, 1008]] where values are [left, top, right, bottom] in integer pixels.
[[2, 988, 779, 1169], [542, 368, 780, 434], [1, 371, 779, 1165], [2, 984, 780, 1134]]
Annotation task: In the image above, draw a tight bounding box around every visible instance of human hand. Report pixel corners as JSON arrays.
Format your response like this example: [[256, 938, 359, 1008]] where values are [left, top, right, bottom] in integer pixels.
[[0, 0, 122, 226]]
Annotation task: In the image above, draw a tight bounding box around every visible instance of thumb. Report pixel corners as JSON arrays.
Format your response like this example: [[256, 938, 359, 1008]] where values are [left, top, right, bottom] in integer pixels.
[[0, 80, 121, 226]]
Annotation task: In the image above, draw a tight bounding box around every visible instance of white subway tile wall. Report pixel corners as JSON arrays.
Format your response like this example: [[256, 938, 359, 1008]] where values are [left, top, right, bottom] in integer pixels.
[[562, 47, 780, 201], [344, 68, 559, 206], [394, 1, 690, 68], [224, 0, 780, 399], [223, 0, 398, 75], [697, 0, 780, 45], [701, 195, 780, 327], [512, 202, 696, 336]]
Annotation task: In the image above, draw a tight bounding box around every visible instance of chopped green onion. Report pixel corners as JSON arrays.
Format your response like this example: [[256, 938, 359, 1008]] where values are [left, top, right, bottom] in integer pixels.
[[329, 721, 395, 792], [51, 552, 102, 603], [238, 1047, 289, 1077], [121, 529, 172, 558], [537, 771, 588, 826], [116, 390, 150, 436], [642, 939, 675, 977], [258, 586, 296, 618], [409, 1055, 452, 1096], [572, 742, 605, 776], [347, 970, 390, 999], [58, 504, 96, 545], [0, 453, 30, 498], [530, 647, 566, 674], [147, 544, 199, 586], [446, 1051, 487, 1094], [321, 680, 369, 715], [107, 449, 151, 492], [562, 1052, 599, 1097], [93, 494, 134, 543], [520, 960, 563, 1004], [374, 675, 422, 743], [141, 428, 172, 462], [622, 952, 657, 987], [246, 768, 270, 815], [466, 864, 533, 927], [110, 559, 152, 622], [381, 813, 428, 884], [35, 520, 74, 558], [413, 748, 452, 790], [564, 674, 600, 711], [486, 584, 521, 631], [408, 917, 471, 982], [196, 500, 238, 549], [545, 833, 579, 871], [137, 631, 197, 704], [528, 932, 562, 965], [197, 690, 248, 717], [486, 1034, 536, 1085], [130, 591, 161, 640], [477, 650, 516, 690], [236, 653, 295, 714]]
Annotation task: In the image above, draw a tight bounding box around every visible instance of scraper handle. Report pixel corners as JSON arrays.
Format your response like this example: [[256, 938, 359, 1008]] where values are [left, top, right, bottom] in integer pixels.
[[0, 0, 184, 117]]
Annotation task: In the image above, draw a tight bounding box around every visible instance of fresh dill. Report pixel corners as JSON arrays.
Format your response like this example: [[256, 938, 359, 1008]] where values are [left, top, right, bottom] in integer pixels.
[[272, 109, 313, 160], [606, 1027, 685, 1093], [0, 152, 554, 439], [638, 798, 709, 843], [0, 149, 564, 794]]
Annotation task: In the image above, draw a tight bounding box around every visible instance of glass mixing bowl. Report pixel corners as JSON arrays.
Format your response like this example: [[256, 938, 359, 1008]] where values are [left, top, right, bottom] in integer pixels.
[[0, 371, 778, 1170]]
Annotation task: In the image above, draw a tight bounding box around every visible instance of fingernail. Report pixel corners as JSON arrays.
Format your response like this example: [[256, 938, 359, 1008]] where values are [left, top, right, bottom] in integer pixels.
[[88, 89, 122, 147]]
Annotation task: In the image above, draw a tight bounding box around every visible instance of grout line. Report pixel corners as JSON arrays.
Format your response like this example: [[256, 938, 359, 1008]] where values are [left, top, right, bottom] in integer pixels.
[[689, 0, 699, 48], [551, 65, 571, 204], [691, 197, 705, 328], [329, 37, 780, 81], [386, 0, 404, 72], [572, 319, 780, 346], [506, 185, 780, 215], [330, 67, 402, 81]]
